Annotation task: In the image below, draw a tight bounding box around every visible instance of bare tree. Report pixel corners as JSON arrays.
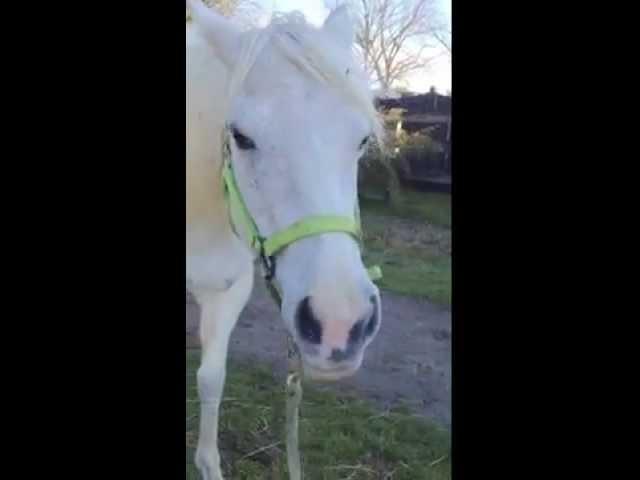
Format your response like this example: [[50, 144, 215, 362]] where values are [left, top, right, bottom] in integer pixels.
[[187, 0, 263, 27], [344, 0, 447, 91], [432, 28, 451, 55]]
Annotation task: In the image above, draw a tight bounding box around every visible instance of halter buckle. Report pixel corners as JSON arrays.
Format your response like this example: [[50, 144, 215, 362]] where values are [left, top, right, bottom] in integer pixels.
[[258, 238, 277, 281]]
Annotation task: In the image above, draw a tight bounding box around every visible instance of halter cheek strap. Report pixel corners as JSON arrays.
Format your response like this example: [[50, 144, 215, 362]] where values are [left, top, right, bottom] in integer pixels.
[[220, 127, 381, 306]]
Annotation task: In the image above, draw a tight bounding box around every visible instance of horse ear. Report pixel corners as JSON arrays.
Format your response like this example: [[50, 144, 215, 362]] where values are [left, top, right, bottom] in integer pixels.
[[188, 0, 242, 67], [322, 5, 354, 49]]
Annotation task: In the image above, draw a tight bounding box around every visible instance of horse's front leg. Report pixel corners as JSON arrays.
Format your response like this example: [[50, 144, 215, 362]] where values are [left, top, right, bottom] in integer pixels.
[[193, 270, 253, 480]]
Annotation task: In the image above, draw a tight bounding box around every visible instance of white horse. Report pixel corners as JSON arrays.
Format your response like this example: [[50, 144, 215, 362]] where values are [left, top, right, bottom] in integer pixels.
[[187, 1, 384, 478]]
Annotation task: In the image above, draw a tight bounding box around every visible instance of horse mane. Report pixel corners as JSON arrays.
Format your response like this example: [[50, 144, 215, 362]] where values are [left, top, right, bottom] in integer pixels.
[[227, 11, 385, 147]]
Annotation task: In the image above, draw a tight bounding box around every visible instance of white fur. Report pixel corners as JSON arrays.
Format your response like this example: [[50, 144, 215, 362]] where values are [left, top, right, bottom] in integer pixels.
[[187, 2, 383, 478]]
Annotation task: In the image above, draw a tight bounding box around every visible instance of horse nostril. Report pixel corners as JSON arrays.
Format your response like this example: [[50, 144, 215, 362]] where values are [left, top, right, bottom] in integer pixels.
[[348, 296, 379, 346], [330, 348, 351, 362], [364, 310, 378, 338], [365, 296, 379, 338], [295, 297, 322, 345], [348, 319, 364, 345]]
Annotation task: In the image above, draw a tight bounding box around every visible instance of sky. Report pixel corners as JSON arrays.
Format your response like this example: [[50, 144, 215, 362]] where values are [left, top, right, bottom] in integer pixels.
[[253, 0, 451, 94]]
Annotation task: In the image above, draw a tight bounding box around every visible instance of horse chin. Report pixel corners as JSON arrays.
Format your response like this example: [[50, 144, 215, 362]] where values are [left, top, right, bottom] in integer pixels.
[[302, 358, 362, 382], [303, 366, 357, 382]]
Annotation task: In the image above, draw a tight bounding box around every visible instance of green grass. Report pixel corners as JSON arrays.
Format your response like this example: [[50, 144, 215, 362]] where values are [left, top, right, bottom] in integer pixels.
[[359, 190, 451, 229], [359, 189, 452, 306], [363, 245, 451, 305], [186, 350, 451, 480]]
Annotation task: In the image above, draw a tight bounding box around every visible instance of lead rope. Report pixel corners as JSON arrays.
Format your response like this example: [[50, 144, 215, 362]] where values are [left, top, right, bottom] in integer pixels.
[[260, 261, 303, 479], [285, 334, 303, 480], [265, 280, 303, 478]]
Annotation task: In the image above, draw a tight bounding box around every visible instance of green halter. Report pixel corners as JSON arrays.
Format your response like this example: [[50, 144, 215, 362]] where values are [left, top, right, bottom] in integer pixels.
[[220, 127, 381, 306]]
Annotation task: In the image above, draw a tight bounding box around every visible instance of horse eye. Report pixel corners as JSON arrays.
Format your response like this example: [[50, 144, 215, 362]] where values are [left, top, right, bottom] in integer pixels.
[[359, 135, 371, 150], [231, 126, 256, 150]]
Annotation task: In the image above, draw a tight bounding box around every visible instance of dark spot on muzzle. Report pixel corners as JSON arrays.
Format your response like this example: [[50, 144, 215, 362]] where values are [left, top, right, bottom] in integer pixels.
[[295, 296, 322, 345], [330, 347, 355, 362], [348, 295, 379, 345]]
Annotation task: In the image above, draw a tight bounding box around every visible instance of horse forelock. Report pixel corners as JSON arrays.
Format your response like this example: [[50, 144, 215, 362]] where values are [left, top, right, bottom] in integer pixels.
[[225, 12, 385, 147]]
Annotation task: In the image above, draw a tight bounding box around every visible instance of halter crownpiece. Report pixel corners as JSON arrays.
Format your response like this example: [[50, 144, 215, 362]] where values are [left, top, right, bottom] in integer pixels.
[[220, 125, 382, 306]]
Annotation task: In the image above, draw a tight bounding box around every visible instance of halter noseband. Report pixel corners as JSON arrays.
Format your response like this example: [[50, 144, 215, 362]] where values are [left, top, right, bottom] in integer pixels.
[[220, 126, 381, 306]]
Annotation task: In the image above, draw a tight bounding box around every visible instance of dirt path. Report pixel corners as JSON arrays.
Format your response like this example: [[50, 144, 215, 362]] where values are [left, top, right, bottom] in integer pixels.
[[186, 278, 451, 428]]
